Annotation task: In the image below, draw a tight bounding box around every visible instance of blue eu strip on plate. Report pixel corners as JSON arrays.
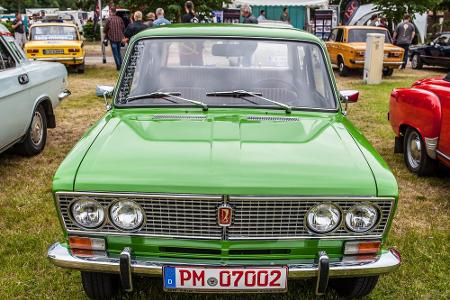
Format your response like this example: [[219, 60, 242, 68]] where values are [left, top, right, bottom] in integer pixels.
[[164, 266, 176, 288]]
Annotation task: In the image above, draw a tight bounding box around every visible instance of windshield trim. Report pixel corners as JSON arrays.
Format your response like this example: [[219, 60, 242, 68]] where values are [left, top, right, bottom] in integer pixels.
[[113, 36, 339, 113]]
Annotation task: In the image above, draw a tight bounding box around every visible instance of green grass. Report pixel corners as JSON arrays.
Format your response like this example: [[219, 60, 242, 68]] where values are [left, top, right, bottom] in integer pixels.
[[0, 66, 448, 299]]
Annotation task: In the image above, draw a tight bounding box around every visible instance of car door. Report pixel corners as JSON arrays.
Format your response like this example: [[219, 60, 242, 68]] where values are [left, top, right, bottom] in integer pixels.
[[434, 34, 450, 68], [438, 87, 450, 159], [326, 28, 338, 64], [0, 36, 31, 151]]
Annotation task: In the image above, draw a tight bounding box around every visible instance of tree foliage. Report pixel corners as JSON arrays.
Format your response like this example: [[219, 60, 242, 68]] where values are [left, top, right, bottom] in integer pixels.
[[371, 0, 445, 22]]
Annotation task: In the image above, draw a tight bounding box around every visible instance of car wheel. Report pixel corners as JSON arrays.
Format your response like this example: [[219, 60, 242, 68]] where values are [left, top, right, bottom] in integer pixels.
[[382, 67, 394, 76], [330, 276, 379, 298], [15, 105, 47, 156], [411, 54, 423, 69], [77, 62, 85, 74], [404, 127, 436, 176], [338, 58, 349, 77], [81, 272, 120, 300]]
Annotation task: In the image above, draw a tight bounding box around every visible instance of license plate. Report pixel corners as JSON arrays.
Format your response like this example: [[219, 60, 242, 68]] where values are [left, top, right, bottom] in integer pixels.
[[44, 49, 64, 55], [163, 266, 288, 292]]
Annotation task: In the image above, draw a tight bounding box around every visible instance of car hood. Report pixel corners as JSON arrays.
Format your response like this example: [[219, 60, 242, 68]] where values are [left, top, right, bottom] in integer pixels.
[[74, 110, 377, 196]]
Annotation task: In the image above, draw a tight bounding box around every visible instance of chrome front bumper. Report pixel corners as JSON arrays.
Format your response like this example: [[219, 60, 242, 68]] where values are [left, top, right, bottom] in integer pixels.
[[47, 242, 401, 279], [33, 57, 84, 62]]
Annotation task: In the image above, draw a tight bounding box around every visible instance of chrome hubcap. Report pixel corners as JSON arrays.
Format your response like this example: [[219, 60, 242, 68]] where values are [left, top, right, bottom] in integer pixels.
[[407, 132, 422, 169], [31, 111, 43, 145], [339, 63, 343, 72]]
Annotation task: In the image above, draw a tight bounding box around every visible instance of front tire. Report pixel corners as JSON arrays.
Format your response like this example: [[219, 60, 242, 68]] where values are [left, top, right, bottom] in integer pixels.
[[411, 54, 423, 69], [81, 272, 119, 300], [404, 127, 436, 176], [382, 67, 394, 76], [15, 105, 47, 156], [338, 57, 349, 77], [330, 276, 379, 298]]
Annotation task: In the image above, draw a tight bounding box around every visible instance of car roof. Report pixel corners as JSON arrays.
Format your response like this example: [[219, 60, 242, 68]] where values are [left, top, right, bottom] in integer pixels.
[[134, 24, 321, 44], [30, 22, 77, 28]]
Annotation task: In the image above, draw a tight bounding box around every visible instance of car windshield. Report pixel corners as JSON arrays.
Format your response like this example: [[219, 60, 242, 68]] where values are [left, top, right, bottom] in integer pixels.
[[348, 29, 391, 43], [117, 38, 336, 111], [31, 26, 78, 40]]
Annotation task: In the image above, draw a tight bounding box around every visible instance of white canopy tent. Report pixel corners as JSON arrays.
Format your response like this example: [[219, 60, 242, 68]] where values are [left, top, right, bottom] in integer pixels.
[[233, 0, 328, 6]]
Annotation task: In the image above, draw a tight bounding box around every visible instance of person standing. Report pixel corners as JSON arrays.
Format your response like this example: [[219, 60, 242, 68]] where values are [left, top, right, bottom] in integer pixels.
[[153, 8, 171, 26], [181, 1, 199, 23], [241, 4, 258, 24], [257, 10, 266, 22], [104, 7, 125, 70], [12, 12, 26, 48], [145, 12, 156, 27], [280, 7, 290, 24], [393, 14, 416, 69], [124, 11, 147, 41]]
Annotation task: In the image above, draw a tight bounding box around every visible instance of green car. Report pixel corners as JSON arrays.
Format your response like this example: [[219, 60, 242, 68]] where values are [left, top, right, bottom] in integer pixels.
[[48, 24, 401, 299]]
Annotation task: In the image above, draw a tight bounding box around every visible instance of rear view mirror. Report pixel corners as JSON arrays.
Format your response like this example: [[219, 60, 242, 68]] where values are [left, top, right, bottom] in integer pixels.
[[340, 90, 359, 103]]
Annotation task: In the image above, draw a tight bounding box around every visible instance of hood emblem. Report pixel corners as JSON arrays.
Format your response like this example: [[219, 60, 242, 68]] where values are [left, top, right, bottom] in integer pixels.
[[217, 204, 233, 227]]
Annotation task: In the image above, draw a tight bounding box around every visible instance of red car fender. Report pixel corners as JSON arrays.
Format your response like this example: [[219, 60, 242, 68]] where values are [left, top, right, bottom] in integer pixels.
[[389, 87, 442, 139]]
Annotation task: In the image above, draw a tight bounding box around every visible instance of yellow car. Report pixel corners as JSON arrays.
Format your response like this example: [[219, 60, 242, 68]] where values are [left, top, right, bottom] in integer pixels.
[[326, 26, 404, 76], [25, 23, 85, 73]]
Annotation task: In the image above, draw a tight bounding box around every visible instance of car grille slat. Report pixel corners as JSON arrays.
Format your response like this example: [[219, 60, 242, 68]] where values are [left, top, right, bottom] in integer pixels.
[[57, 193, 393, 240]]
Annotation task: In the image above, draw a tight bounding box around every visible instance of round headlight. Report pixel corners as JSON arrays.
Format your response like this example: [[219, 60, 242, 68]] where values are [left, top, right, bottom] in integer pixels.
[[306, 203, 341, 233], [71, 198, 105, 229], [109, 200, 144, 231], [345, 203, 379, 232]]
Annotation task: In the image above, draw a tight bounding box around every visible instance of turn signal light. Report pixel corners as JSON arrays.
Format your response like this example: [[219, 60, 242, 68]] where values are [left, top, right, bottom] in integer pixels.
[[68, 236, 106, 251], [26, 49, 39, 53], [68, 48, 80, 53], [344, 241, 381, 255]]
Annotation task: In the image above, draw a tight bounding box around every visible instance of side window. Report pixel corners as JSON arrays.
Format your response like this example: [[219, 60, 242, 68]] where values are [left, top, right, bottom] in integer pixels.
[[0, 40, 16, 71], [336, 29, 343, 42], [328, 29, 338, 42]]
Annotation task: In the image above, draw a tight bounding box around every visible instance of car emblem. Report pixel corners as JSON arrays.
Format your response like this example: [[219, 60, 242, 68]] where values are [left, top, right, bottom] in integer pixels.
[[217, 204, 233, 227]]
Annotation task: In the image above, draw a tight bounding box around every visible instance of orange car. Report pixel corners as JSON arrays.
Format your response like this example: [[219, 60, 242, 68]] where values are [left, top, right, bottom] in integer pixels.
[[326, 26, 404, 76]]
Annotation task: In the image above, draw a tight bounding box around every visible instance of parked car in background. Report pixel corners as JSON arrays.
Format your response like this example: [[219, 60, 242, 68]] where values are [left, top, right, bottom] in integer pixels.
[[326, 26, 404, 76], [389, 72, 450, 175], [24, 23, 85, 73], [409, 32, 450, 70], [0, 24, 70, 156], [48, 24, 400, 299]]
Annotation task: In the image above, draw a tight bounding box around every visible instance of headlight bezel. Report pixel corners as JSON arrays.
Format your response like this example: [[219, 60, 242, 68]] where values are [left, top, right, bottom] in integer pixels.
[[69, 197, 106, 229], [108, 199, 146, 232], [345, 202, 381, 233], [305, 202, 343, 234]]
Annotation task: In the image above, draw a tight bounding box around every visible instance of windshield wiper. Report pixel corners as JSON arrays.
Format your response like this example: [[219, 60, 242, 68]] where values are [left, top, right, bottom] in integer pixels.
[[126, 92, 208, 111], [206, 90, 292, 114]]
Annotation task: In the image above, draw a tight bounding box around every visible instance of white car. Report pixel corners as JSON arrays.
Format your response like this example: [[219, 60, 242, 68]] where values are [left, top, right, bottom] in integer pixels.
[[0, 24, 70, 156]]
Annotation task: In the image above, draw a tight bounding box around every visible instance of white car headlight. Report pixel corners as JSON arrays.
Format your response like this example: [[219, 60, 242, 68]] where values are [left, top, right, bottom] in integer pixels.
[[345, 203, 379, 232], [71, 198, 105, 229], [306, 203, 341, 233], [109, 200, 145, 231]]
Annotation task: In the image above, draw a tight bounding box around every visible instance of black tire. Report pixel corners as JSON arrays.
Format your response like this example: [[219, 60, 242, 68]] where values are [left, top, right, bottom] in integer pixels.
[[382, 67, 394, 76], [411, 54, 423, 69], [338, 57, 350, 77], [15, 105, 47, 156], [403, 127, 437, 176], [330, 276, 379, 298], [77, 62, 85, 74], [81, 272, 119, 300]]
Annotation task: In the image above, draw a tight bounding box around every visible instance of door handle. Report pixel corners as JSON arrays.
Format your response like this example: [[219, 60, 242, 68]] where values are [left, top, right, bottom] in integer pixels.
[[18, 73, 29, 85]]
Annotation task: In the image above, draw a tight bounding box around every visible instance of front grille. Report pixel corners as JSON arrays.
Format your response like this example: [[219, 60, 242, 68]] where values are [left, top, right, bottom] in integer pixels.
[[57, 192, 394, 240]]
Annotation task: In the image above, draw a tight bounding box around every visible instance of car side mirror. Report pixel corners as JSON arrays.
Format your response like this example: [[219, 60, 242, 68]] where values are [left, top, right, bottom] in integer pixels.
[[340, 90, 359, 103], [340, 90, 359, 115], [96, 85, 114, 110]]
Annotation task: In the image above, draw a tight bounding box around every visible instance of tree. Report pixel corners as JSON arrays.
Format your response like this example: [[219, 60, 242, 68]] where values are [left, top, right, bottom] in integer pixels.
[[372, 0, 444, 23]]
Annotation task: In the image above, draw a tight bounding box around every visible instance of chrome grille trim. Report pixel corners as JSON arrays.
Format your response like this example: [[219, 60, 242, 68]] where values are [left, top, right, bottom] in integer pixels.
[[56, 192, 394, 240], [246, 116, 301, 122]]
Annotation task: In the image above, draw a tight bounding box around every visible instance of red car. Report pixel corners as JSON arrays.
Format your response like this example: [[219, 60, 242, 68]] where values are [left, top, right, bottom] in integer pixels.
[[389, 72, 450, 175]]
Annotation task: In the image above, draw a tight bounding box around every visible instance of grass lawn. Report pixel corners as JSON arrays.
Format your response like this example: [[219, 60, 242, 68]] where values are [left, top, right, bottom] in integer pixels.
[[0, 65, 448, 299]]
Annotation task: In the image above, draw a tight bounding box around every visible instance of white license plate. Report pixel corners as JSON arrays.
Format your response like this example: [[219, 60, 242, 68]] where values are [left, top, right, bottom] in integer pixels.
[[163, 266, 288, 292], [44, 49, 64, 54]]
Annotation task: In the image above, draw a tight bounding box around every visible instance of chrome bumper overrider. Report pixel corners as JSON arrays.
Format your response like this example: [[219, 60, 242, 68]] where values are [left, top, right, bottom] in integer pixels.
[[48, 242, 400, 279]]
